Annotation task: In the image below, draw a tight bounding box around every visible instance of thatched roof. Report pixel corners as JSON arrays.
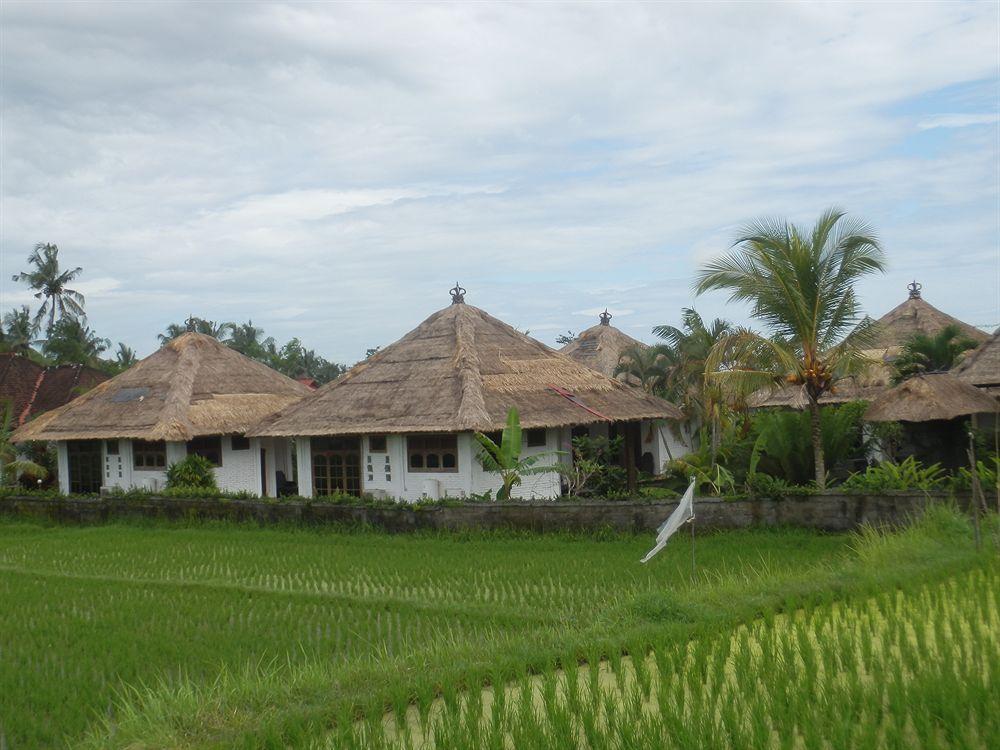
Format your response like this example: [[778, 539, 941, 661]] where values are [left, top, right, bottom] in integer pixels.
[[560, 311, 647, 381], [951, 329, 1000, 391], [13, 333, 310, 442], [252, 301, 681, 437], [864, 373, 998, 423], [870, 282, 987, 354]]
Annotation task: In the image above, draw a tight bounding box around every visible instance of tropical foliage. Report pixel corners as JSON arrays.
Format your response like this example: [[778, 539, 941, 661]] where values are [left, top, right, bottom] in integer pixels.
[[165, 455, 219, 490], [0, 402, 48, 486], [10, 243, 85, 334], [474, 408, 557, 501], [41, 318, 111, 366], [695, 208, 886, 487], [891, 324, 979, 383]]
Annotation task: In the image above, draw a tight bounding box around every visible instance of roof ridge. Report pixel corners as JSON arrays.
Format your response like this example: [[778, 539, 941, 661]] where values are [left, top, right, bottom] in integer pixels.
[[453, 305, 490, 430], [19, 369, 46, 426], [154, 337, 201, 441]]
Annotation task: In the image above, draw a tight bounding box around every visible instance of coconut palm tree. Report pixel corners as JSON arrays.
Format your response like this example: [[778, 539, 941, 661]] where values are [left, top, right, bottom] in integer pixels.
[[2, 306, 39, 354], [653, 308, 735, 460], [113, 343, 138, 372], [0, 401, 48, 487], [891, 324, 978, 383], [11, 243, 85, 335], [695, 208, 885, 488], [613, 344, 671, 393], [158, 317, 232, 345], [42, 318, 111, 366]]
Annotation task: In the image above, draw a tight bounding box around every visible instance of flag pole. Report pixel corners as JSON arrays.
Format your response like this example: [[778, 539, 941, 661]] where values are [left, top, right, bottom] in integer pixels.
[[689, 513, 696, 581]]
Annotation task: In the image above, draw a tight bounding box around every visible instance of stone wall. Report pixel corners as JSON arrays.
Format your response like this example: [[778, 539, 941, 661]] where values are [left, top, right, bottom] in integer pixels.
[[0, 492, 970, 534]]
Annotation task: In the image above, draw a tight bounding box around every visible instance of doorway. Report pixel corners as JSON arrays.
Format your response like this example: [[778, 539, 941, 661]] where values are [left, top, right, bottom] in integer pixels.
[[311, 436, 362, 496], [67, 440, 103, 494]]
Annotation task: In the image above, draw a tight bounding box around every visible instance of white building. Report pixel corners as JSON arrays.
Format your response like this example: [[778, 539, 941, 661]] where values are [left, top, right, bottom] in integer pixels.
[[251, 288, 682, 501], [13, 332, 309, 496], [560, 310, 692, 473]]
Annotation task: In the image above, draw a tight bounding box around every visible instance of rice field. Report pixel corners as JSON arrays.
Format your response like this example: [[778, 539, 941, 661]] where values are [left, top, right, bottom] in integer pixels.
[[0, 509, 993, 748], [344, 567, 999, 749]]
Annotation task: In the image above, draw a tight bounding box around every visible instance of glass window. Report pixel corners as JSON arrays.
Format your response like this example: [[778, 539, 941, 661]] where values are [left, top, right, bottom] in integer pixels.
[[105, 439, 120, 455], [368, 435, 387, 452], [133, 440, 166, 470], [187, 436, 222, 467], [526, 429, 546, 448], [407, 434, 458, 473], [230, 435, 250, 451]]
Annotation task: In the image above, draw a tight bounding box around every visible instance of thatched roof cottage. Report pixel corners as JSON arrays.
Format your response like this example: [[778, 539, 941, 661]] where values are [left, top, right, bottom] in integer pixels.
[[560, 310, 693, 469], [952, 329, 1000, 396], [252, 288, 682, 500], [750, 282, 988, 409], [13, 332, 310, 495]]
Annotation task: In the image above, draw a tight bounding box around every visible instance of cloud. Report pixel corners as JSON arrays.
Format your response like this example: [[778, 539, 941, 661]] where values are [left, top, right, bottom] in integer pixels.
[[1, 1, 997, 358]]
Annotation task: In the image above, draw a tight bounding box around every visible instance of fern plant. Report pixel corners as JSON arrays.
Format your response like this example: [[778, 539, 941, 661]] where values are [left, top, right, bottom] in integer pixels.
[[842, 456, 946, 493]]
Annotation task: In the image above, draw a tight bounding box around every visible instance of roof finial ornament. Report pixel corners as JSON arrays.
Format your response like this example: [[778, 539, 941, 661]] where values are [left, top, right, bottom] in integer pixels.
[[908, 280, 922, 299], [185, 315, 197, 332], [450, 282, 466, 305], [599, 309, 612, 326]]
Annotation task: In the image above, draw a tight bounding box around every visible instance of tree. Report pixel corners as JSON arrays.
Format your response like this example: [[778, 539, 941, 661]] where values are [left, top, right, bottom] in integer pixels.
[[0, 401, 48, 487], [653, 308, 735, 461], [891, 324, 978, 383], [42, 318, 110, 366], [225, 320, 271, 358], [695, 208, 885, 488], [159, 317, 232, 345], [112, 343, 138, 372], [2, 306, 39, 354], [555, 331, 577, 345], [613, 343, 671, 393], [474, 408, 558, 501], [11, 243, 85, 335]]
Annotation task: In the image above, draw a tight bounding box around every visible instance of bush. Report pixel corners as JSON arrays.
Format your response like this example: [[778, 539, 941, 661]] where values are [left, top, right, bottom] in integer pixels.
[[841, 456, 946, 493], [165, 455, 218, 491]]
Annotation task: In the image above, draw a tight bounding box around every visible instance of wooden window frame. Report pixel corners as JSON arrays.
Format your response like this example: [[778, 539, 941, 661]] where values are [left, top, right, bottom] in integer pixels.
[[407, 434, 459, 473], [187, 436, 223, 467], [133, 440, 167, 470]]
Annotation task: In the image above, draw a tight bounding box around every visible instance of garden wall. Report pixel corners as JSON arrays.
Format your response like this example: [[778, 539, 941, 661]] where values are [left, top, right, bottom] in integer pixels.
[[0, 492, 973, 533]]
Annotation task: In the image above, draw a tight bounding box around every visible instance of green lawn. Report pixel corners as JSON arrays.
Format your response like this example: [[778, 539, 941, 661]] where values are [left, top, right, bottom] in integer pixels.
[[0, 510, 992, 748]]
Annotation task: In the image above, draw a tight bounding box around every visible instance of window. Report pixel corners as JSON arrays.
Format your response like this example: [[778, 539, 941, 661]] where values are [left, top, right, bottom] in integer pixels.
[[483, 431, 502, 446], [187, 436, 222, 466], [571, 425, 590, 440], [526, 428, 546, 448], [230, 435, 250, 451], [312, 436, 361, 496], [133, 440, 166, 470], [368, 434, 387, 452], [105, 439, 120, 455], [407, 434, 458, 473]]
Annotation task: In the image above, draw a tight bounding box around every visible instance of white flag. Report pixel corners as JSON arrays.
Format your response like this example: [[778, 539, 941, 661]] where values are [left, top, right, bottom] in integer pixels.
[[640, 480, 695, 563]]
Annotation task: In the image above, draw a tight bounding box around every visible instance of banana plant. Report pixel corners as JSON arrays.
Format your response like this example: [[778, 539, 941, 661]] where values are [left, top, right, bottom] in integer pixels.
[[0, 402, 48, 486], [475, 408, 561, 501]]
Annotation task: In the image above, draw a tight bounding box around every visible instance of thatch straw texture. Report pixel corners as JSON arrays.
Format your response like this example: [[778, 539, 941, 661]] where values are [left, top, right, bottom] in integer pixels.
[[951, 329, 1000, 391], [560, 321, 647, 380], [252, 303, 681, 437], [870, 293, 987, 354], [864, 373, 998, 423], [13, 333, 310, 442], [748, 359, 891, 409]]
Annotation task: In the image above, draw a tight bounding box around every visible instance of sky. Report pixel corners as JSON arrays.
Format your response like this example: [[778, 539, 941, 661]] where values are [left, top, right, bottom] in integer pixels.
[[1, 1, 998, 363]]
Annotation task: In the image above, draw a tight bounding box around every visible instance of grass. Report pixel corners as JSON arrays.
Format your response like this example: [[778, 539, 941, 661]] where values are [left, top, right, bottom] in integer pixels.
[[0, 507, 993, 748]]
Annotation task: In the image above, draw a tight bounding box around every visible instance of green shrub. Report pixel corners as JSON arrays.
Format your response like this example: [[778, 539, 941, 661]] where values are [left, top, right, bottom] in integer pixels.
[[842, 456, 946, 493], [165, 455, 218, 490]]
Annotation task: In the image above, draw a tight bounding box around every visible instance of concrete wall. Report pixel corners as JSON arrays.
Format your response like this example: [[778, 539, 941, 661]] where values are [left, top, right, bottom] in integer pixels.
[[0, 492, 970, 534]]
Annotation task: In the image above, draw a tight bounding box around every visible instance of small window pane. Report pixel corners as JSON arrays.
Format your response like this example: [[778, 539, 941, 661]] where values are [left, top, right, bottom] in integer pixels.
[[410, 453, 424, 468], [526, 429, 546, 448], [105, 440, 120, 455], [442, 453, 456, 468], [187, 436, 222, 467], [369, 435, 387, 452], [426, 454, 440, 469], [231, 436, 250, 451]]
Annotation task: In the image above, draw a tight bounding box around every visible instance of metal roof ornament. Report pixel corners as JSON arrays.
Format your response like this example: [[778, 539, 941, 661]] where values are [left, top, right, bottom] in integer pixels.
[[185, 315, 197, 332], [599, 309, 612, 326], [450, 283, 466, 305], [907, 280, 922, 299]]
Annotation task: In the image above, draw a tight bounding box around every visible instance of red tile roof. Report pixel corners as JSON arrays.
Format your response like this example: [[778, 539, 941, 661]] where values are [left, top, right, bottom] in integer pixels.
[[0, 353, 109, 427]]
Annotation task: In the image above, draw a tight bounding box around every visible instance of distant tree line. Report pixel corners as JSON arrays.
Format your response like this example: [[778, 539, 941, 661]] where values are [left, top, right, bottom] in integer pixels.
[[3, 243, 347, 383]]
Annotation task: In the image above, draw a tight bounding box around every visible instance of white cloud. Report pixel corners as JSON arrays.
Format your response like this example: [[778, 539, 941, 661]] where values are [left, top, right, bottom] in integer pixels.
[[1, 1, 997, 358]]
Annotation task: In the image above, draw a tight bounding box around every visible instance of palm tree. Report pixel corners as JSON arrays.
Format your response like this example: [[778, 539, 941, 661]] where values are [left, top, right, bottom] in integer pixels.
[[695, 208, 886, 487], [11, 243, 85, 335], [613, 344, 670, 393], [2, 306, 39, 354], [653, 308, 735, 460], [226, 320, 272, 359], [891, 324, 978, 383], [42, 318, 111, 366], [158, 317, 232, 345], [114, 343, 138, 371], [474, 408, 557, 501]]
